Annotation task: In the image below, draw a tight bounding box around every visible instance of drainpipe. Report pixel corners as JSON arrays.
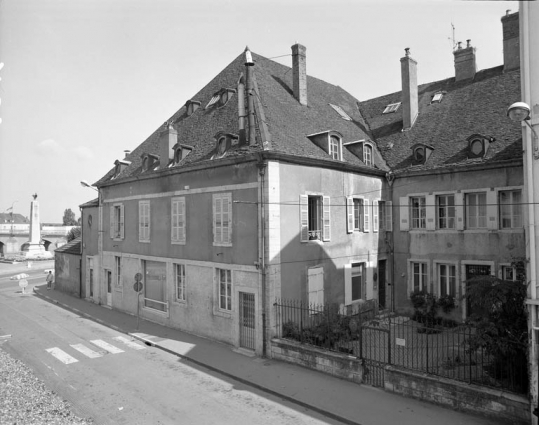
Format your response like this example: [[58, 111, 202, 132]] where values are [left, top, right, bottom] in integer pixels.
[[245, 47, 256, 145], [79, 206, 83, 299], [257, 155, 267, 356]]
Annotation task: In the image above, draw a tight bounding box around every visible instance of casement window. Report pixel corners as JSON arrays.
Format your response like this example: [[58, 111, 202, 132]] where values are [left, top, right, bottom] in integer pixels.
[[383, 102, 401, 114], [437, 194, 455, 229], [171, 197, 186, 244], [346, 197, 370, 233], [115, 256, 122, 287], [410, 197, 426, 229], [344, 262, 366, 305], [329, 136, 341, 160], [412, 262, 428, 292], [217, 268, 232, 311], [213, 193, 232, 246], [300, 195, 330, 242], [143, 260, 167, 312], [308, 267, 324, 306], [376, 201, 393, 231], [110, 203, 125, 240], [363, 144, 373, 166], [465, 192, 487, 229], [499, 190, 522, 229], [438, 264, 456, 297], [501, 265, 517, 282], [139, 201, 151, 242], [174, 263, 186, 302]]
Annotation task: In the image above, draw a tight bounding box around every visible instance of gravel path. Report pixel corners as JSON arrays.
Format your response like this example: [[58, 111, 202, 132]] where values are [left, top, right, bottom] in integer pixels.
[[0, 346, 94, 424]]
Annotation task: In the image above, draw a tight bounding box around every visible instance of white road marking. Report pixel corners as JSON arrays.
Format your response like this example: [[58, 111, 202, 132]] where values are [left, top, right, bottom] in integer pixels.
[[70, 343, 103, 359], [113, 336, 145, 350], [90, 339, 124, 354], [46, 347, 79, 364]]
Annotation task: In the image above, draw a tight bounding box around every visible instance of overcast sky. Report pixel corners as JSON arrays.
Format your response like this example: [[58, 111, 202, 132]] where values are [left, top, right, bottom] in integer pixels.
[[0, 0, 519, 223]]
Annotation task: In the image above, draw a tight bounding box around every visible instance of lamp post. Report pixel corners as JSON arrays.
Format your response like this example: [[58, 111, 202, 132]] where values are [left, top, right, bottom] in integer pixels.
[[80, 180, 98, 192]]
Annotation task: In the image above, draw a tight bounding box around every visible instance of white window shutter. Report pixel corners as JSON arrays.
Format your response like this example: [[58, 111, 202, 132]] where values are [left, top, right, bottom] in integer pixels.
[[426, 194, 435, 230], [300, 195, 309, 242], [455, 192, 465, 230], [179, 198, 186, 242], [373, 200, 379, 232], [146, 203, 150, 240], [346, 197, 353, 234], [323, 196, 331, 241], [110, 206, 114, 239], [120, 205, 125, 239], [487, 189, 498, 230], [214, 197, 221, 243], [344, 264, 352, 305], [224, 194, 232, 244], [363, 199, 370, 232], [386, 201, 393, 231], [400, 197, 409, 231], [171, 201, 177, 241]]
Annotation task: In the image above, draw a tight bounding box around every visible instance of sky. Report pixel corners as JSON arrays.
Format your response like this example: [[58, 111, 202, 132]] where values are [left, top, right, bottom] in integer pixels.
[[0, 0, 520, 223]]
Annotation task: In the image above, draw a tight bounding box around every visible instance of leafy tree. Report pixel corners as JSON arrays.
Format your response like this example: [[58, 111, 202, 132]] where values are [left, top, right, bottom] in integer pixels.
[[463, 258, 528, 392], [62, 208, 77, 225], [66, 226, 81, 242]]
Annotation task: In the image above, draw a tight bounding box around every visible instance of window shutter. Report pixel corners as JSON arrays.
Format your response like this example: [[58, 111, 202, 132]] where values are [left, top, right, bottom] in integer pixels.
[[214, 197, 222, 243], [373, 200, 379, 232], [399, 197, 409, 231], [344, 264, 352, 305], [363, 199, 370, 232], [323, 196, 331, 241], [224, 194, 231, 244], [179, 198, 186, 242], [171, 201, 176, 241], [300, 195, 309, 242], [119, 205, 125, 239], [346, 197, 354, 234], [455, 192, 464, 230], [110, 206, 114, 239], [145, 203, 150, 240], [487, 189, 498, 230], [426, 194, 435, 230], [386, 201, 393, 231]]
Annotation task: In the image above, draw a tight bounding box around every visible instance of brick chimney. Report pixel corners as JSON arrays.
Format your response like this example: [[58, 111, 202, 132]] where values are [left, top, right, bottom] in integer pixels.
[[159, 123, 177, 169], [501, 10, 519, 72], [400, 48, 418, 130], [292, 43, 307, 106], [453, 40, 476, 82]]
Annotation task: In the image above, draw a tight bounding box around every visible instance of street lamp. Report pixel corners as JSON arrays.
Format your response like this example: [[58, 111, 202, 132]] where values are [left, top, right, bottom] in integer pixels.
[[507, 101, 539, 159], [80, 180, 98, 192]]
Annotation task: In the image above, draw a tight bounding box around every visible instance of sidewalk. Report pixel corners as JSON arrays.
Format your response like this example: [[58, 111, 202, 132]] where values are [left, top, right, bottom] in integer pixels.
[[32, 285, 503, 425]]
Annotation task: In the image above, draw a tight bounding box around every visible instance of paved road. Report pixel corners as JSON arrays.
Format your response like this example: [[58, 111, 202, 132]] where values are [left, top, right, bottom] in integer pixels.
[[0, 276, 344, 425]]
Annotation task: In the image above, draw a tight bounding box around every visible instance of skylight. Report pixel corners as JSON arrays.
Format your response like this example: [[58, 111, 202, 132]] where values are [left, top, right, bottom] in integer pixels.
[[431, 92, 443, 104], [383, 102, 401, 114], [205, 94, 220, 109], [329, 103, 352, 121]]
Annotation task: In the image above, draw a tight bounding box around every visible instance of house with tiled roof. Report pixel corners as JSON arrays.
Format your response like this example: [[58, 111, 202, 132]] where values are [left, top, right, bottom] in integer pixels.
[[54, 237, 81, 296], [356, 10, 524, 319]]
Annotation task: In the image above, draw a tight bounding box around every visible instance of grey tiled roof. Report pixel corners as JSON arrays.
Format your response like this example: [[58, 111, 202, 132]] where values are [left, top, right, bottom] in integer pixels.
[[55, 237, 81, 255]]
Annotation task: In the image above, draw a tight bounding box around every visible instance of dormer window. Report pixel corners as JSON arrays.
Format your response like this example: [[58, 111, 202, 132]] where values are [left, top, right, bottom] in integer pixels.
[[185, 100, 201, 117], [307, 131, 343, 161], [363, 143, 373, 166], [411, 143, 434, 165], [172, 143, 194, 166], [206, 94, 220, 109], [467, 134, 495, 159], [343, 139, 375, 166], [212, 132, 238, 159], [206, 89, 236, 109], [329, 103, 352, 121], [329, 136, 341, 160], [383, 102, 401, 114], [141, 153, 159, 172], [112, 159, 131, 179]]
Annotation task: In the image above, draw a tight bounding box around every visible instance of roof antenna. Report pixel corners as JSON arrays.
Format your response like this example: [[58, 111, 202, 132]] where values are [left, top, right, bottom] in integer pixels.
[[449, 22, 457, 52]]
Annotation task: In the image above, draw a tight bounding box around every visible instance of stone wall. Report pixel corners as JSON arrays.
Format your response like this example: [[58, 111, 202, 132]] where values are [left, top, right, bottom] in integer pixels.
[[384, 366, 529, 424], [270, 338, 364, 384]]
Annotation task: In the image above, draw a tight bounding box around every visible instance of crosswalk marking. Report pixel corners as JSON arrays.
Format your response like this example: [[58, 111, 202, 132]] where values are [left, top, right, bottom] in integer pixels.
[[46, 347, 79, 364], [70, 343, 103, 359], [113, 336, 145, 350], [90, 339, 124, 354]]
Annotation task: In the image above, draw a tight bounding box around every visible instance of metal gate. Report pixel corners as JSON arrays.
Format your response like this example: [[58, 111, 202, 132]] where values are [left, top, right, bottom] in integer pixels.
[[360, 319, 391, 387], [239, 292, 255, 350]]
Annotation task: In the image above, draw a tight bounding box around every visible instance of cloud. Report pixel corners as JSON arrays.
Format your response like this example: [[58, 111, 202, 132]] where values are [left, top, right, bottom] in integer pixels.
[[36, 139, 94, 161], [72, 146, 94, 160], [37, 139, 64, 156]]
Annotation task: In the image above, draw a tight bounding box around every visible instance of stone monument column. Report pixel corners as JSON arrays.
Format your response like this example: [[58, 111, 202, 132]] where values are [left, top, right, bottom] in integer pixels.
[[23, 194, 46, 257]]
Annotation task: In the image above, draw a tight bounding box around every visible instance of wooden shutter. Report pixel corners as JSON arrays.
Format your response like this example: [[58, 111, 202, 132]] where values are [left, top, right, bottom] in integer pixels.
[[171, 200, 178, 241], [223, 194, 231, 244], [455, 192, 465, 230], [346, 197, 354, 234], [399, 197, 409, 231], [119, 204, 125, 239], [300, 195, 308, 242], [385, 201, 393, 231], [214, 196, 222, 244], [322, 196, 331, 241], [486, 189, 498, 230], [373, 200, 379, 232], [179, 197, 186, 242], [363, 199, 370, 232], [344, 264, 352, 305], [426, 194, 435, 230], [110, 205, 114, 239]]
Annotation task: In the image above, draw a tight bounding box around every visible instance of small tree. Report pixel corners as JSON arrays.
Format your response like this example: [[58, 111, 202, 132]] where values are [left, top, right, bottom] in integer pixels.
[[66, 226, 81, 242], [63, 208, 77, 225]]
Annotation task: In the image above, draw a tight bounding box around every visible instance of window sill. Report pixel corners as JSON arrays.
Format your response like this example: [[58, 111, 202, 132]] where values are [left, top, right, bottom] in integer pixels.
[[213, 242, 232, 247], [172, 299, 187, 306], [139, 239, 151, 244], [142, 305, 169, 318], [171, 240, 186, 245], [213, 308, 232, 319]]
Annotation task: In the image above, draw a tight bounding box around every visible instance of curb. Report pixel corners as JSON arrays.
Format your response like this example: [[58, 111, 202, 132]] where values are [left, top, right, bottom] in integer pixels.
[[33, 288, 361, 425]]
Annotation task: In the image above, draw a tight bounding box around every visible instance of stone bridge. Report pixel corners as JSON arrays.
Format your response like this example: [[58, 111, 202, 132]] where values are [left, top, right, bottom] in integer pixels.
[[0, 224, 75, 257]]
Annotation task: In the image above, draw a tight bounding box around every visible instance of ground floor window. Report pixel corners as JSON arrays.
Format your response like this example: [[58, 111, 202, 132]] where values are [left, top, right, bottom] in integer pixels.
[[217, 268, 232, 311], [438, 264, 456, 297], [175, 263, 186, 302], [144, 260, 167, 312], [412, 262, 427, 292], [351, 263, 365, 301], [308, 267, 324, 306]]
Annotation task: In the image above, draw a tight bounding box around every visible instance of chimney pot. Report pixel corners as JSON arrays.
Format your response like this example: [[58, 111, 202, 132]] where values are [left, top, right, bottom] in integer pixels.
[[466, 39, 471, 48], [400, 49, 418, 130], [159, 125, 178, 169], [291, 43, 308, 106], [453, 42, 476, 81], [501, 11, 519, 72]]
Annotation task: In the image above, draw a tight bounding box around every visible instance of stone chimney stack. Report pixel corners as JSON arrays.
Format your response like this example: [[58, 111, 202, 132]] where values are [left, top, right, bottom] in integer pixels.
[[501, 10, 519, 72], [400, 48, 418, 130], [292, 43, 307, 106], [453, 39, 477, 82], [159, 123, 177, 169]]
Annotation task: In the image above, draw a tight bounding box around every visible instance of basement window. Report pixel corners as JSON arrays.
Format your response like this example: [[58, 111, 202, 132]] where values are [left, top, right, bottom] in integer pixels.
[[329, 104, 352, 121], [383, 102, 401, 114]]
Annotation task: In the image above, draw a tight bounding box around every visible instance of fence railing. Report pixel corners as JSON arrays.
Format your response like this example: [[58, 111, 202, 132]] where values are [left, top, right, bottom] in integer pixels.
[[274, 298, 528, 395]]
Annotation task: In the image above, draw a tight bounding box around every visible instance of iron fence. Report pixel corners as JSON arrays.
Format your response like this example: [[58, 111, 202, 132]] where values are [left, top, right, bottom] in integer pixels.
[[274, 298, 528, 395]]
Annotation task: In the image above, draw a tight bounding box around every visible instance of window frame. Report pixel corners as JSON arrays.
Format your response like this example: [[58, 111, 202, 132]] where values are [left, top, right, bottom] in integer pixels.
[[465, 192, 487, 229], [301, 194, 331, 242], [410, 196, 426, 229], [409, 260, 429, 293], [436, 194, 456, 229], [436, 262, 457, 298], [171, 197, 186, 245], [115, 256, 122, 287], [139, 200, 151, 242], [363, 143, 373, 166], [329, 135, 342, 161], [499, 189, 522, 229], [213, 193, 232, 247], [110, 203, 124, 240], [142, 260, 168, 314], [174, 263, 186, 303], [217, 268, 232, 311]]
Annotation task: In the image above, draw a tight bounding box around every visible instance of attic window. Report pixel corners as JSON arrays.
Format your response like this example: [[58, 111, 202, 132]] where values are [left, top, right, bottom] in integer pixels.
[[206, 89, 236, 110], [363, 143, 373, 166], [383, 102, 401, 114], [141, 154, 159, 172], [185, 100, 201, 116], [172, 144, 193, 165], [112, 159, 131, 179], [431, 92, 443, 104], [329, 135, 342, 160], [329, 104, 352, 121], [467, 134, 494, 159], [411, 143, 434, 165], [211, 132, 238, 160], [206, 94, 220, 109]]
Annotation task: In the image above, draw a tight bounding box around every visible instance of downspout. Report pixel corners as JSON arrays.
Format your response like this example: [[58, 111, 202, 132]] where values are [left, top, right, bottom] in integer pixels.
[[257, 156, 267, 357], [386, 172, 396, 312], [79, 206, 83, 298], [245, 47, 256, 145]]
